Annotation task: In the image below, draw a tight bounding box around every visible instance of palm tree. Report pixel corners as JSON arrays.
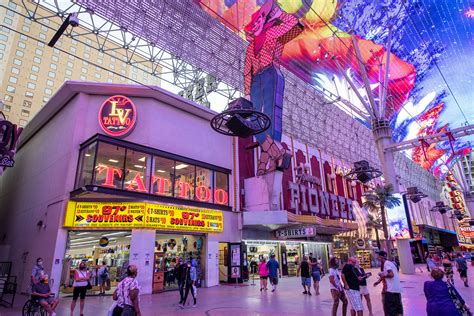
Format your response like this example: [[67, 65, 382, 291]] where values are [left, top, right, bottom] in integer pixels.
[[367, 212, 382, 250], [363, 184, 401, 255]]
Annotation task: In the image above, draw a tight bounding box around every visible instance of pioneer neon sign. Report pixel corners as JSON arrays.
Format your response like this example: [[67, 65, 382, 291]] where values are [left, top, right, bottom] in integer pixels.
[[96, 165, 228, 205]]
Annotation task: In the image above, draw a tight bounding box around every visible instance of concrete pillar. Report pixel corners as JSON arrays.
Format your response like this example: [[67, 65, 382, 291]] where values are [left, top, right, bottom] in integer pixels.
[[50, 228, 68, 295], [396, 239, 415, 274], [129, 229, 155, 294], [373, 120, 415, 274]]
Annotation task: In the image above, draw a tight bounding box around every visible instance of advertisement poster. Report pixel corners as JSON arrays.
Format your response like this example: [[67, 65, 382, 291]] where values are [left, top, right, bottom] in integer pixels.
[[65, 201, 223, 233], [386, 193, 410, 240]]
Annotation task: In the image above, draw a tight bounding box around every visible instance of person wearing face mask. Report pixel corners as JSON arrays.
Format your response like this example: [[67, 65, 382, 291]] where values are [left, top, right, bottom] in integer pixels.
[[180, 260, 197, 308], [31, 257, 45, 286], [70, 262, 90, 316], [32, 274, 59, 316]]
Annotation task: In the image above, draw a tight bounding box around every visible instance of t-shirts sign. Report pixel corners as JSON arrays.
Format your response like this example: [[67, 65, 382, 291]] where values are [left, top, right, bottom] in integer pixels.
[[64, 201, 224, 233], [275, 226, 316, 239]]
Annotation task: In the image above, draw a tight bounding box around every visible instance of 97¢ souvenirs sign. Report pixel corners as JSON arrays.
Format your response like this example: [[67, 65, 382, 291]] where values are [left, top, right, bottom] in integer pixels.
[[65, 201, 223, 233]]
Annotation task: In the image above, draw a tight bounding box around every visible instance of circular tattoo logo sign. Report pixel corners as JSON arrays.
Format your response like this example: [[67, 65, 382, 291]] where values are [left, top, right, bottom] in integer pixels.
[[99, 95, 137, 137]]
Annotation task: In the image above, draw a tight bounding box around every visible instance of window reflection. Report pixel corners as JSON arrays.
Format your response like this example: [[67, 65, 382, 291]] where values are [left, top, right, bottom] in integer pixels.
[[174, 162, 195, 200], [124, 151, 150, 193], [94, 143, 125, 189], [196, 167, 213, 203], [76, 142, 96, 187], [214, 172, 229, 205], [152, 157, 174, 197]]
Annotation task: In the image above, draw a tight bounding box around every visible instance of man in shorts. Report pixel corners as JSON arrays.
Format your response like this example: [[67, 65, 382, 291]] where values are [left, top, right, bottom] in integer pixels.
[[297, 256, 312, 295], [378, 251, 403, 316], [32, 274, 58, 316], [355, 258, 373, 316], [266, 254, 280, 292], [341, 257, 364, 316], [455, 253, 469, 287]]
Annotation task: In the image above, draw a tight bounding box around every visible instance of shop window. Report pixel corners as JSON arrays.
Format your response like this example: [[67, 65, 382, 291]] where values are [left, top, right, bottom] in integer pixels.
[[93, 143, 126, 189], [214, 171, 229, 205], [195, 167, 213, 203], [151, 156, 174, 197], [75, 142, 97, 187], [174, 162, 195, 200], [124, 150, 150, 193]]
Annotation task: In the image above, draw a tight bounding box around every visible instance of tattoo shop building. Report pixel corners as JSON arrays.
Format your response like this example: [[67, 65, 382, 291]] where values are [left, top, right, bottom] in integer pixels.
[[0, 81, 241, 295]]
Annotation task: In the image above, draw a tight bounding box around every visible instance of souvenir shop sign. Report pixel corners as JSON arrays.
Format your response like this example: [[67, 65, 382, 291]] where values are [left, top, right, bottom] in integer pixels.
[[64, 201, 223, 233], [275, 226, 316, 239]]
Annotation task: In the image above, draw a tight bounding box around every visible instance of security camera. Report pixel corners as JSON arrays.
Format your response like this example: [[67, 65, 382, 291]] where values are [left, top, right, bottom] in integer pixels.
[[69, 13, 79, 27]]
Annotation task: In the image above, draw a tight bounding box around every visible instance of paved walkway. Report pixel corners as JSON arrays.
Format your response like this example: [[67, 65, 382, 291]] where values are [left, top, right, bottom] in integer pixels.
[[2, 265, 473, 316]]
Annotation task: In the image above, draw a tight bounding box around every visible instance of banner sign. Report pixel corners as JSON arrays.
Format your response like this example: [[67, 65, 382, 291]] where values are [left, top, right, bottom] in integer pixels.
[[65, 201, 223, 233], [275, 226, 316, 239]]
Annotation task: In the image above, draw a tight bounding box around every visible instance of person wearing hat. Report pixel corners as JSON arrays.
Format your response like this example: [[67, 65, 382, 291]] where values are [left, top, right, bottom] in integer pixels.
[[32, 274, 59, 316], [377, 251, 403, 316]]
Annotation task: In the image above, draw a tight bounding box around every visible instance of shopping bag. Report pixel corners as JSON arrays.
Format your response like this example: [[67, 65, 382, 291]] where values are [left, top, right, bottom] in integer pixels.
[[107, 301, 117, 316], [105, 278, 111, 291]]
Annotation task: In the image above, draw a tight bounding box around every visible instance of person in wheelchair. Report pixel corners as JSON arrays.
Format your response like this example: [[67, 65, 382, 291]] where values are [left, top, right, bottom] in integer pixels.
[[31, 274, 59, 316]]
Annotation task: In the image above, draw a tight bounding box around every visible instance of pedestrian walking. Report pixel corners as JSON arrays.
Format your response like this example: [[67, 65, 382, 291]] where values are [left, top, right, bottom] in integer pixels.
[[455, 253, 469, 287], [98, 262, 109, 295], [258, 258, 269, 291], [176, 258, 186, 305], [70, 262, 91, 316], [424, 268, 471, 316], [377, 251, 403, 316], [442, 254, 455, 284], [424, 252, 431, 272], [426, 254, 436, 272], [354, 259, 373, 316], [112, 265, 141, 316], [297, 256, 312, 295], [310, 257, 323, 295], [266, 254, 280, 292], [329, 257, 348, 316], [341, 257, 363, 316], [180, 260, 197, 308]]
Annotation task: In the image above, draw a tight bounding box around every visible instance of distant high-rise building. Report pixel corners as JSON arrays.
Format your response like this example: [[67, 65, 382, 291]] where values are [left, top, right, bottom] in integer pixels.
[[0, 1, 160, 127]]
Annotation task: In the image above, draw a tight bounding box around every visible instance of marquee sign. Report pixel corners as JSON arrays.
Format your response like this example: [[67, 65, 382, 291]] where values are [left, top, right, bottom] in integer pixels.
[[275, 226, 316, 239], [64, 201, 223, 233], [99, 95, 137, 137], [0, 119, 23, 169]]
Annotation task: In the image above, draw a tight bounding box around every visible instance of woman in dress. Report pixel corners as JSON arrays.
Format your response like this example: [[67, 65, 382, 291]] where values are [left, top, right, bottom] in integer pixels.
[[258, 258, 269, 291], [443, 254, 455, 284], [310, 257, 322, 295]]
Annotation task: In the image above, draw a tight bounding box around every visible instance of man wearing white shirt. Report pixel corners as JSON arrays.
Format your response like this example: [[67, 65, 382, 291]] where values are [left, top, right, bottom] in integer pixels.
[[377, 251, 403, 316]]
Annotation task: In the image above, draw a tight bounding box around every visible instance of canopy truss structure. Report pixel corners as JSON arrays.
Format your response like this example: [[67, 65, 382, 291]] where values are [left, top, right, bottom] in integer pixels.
[[10, 0, 242, 109]]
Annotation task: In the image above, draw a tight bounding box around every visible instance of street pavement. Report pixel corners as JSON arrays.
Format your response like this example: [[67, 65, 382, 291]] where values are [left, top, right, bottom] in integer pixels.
[[1, 264, 473, 316]]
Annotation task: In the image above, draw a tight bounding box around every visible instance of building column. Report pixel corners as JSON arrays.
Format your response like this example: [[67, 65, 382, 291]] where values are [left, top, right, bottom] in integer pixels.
[[129, 229, 155, 294], [373, 120, 415, 274]]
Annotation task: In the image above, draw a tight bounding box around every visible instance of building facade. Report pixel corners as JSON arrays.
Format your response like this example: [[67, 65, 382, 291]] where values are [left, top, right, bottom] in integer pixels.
[[0, 82, 239, 295]]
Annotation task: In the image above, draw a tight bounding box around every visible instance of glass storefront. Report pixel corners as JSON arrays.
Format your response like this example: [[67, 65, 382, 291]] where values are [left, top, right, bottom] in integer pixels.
[[153, 233, 205, 293], [75, 137, 230, 207], [61, 231, 131, 296], [243, 240, 329, 279]]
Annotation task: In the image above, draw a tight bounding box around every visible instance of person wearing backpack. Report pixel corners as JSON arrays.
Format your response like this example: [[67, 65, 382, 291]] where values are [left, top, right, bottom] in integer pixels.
[[99, 262, 109, 295], [112, 265, 141, 316], [455, 253, 469, 287]]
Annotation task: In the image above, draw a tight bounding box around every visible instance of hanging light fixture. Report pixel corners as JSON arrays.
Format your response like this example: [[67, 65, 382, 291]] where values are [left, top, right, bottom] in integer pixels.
[[404, 187, 427, 203], [210, 97, 271, 138], [344, 160, 382, 184], [429, 201, 452, 215]]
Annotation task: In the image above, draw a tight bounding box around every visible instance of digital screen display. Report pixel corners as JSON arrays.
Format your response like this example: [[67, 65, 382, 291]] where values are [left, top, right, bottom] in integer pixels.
[[197, 0, 474, 178], [386, 193, 410, 240]]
